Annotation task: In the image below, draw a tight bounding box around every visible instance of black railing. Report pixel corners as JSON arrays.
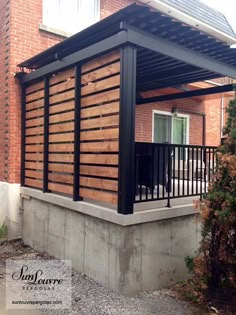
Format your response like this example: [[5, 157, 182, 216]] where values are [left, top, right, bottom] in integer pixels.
[[135, 142, 217, 206]]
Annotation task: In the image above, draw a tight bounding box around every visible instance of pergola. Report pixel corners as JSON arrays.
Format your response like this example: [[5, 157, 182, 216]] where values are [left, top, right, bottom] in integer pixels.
[[18, 3, 236, 214]]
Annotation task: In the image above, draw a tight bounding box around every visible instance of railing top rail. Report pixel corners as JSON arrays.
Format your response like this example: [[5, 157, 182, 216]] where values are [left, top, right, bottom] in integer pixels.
[[135, 142, 217, 150]]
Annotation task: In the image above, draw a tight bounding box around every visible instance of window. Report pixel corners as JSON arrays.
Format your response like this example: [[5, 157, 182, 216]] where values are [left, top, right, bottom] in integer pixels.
[[153, 111, 189, 145], [43, 0, 100, 34]]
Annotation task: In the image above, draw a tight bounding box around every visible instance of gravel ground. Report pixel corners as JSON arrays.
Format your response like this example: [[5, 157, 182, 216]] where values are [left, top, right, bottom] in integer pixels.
[[0, 240, 209, 315]]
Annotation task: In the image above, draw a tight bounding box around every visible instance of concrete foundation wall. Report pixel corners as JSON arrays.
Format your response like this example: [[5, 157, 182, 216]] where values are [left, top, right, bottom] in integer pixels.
[[0, 182, 21, 239], [22, 195, 201, 295]]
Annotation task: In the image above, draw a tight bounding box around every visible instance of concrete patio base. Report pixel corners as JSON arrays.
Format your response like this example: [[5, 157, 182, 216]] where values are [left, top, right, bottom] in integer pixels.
[[21, 189, 201, 296]]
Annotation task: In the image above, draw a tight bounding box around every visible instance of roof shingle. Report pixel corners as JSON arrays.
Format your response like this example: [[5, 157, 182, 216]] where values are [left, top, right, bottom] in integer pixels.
[[160, 0, 236, 38]]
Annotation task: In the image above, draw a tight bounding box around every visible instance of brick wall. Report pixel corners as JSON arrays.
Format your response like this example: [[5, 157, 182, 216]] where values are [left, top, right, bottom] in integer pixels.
[[135, 98, 204, 145], [100, 0, 134, 18], [0, 0, 64, 183]]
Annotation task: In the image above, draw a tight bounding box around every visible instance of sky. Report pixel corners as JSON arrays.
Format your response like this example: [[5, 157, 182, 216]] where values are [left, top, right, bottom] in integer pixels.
[[202, 0, 236, 33]]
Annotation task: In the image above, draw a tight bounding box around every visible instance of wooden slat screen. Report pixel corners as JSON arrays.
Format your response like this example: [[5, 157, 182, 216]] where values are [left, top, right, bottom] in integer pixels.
[[80, 50, 120, 205], [23, 49, 121, 207], [25, 81, 45, 189], [48, 68, 75, 196]]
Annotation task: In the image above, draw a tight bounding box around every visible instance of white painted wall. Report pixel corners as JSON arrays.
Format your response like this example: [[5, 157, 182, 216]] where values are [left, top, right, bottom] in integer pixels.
[[0, 182, 21, 239]]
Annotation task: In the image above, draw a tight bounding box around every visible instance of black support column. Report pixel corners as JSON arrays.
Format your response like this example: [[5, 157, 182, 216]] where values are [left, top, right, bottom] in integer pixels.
[[43, 76, 49, 193], [21, 85, 26, 186], [118, 45, 137, 214], [73, 64, 82, 201]]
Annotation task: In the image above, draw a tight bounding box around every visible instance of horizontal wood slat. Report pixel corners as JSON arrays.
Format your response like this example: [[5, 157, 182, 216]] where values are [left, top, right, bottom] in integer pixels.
[[48, 182, 73, 195], [81, 50, 120, 74], [26, 81, 44, 95], [81, 115, 119, 130], [49, 90, 75, 105], [81, 62, 120, 85], [50, 78, 75, 95], [25, 153, 43, 161], [80, 141, 118, 152], [49, 101, 75, 115], [48, 173, 73, 184], [49, 132, 74, 143], [26, 108, 44, 119], [81, 75, 120, 97], [80, 154, 118, 165], [80, 177, 118, 192], [80, 165, 118, 178], [81, 102, 119, 119], [25, 162, 43, 170], [25, 144, 44, 152], [25, 135, 43, 144], [48, 163, 73, 173], [25, 170, 43, 179], [49, 144, 74, 152], [81, 88, 119, 108], [26, 89, 44, 103], [80, 128, 119, 141], [50, 68, 75, 86], [49, 122, 74, 134], [25, 178, 43, 189], [26, 117, 44, 127], [25, 126, 44, 136], [80, 188, 117, 205], [26, 99, 44, 111], [48, 154, 74, 163], [49, 111, 74, 124]]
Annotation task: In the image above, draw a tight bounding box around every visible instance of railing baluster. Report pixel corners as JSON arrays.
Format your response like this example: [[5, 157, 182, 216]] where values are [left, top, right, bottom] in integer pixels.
[[134, 142, 217, 204], [187, 147, 190, 196], [173, 145, 176, 197], [200, 147, 203, 198], [166, 144, 171, 207], [151, 145, 154, 200], [183, 147, 185, 196], [178, 146, 180, 197], [162, 144, 164, 199], [208, 148, 211, 185], [157, 144, 160, 199], [204, 148, 207, 195], [196, 148, 199, 195], [192, 148, 194, 195]]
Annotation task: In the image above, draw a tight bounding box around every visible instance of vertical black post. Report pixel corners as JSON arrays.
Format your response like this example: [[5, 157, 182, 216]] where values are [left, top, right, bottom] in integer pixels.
[[166, 145, 171, 208], [21, 85, 26, 186], [43, 76, 49, 193], [118, 45, 137, 214], [73, 64, 82, 201]]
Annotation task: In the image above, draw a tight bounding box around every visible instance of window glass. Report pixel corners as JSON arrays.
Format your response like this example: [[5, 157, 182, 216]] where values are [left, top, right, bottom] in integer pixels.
[[43, 0, 100, 34]]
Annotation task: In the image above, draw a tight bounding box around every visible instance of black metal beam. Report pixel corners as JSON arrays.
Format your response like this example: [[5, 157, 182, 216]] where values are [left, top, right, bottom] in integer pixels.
[[137, 84, 235, 105], [20, 85, 26, 186], [118, 46, 137, 215], [73, 64, 82, 201], [43, 76, 49, 193], [20, 31, 128, 84], [126, 25, 236, 79]]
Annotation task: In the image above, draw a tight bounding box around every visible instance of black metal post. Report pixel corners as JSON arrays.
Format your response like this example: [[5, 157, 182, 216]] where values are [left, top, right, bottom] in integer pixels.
[[43, 76, 49, 193], [166, 145, 171, 208], [118, 45, 137, 214], [73, 64, 82, 201], [21, 85, 26, 186]]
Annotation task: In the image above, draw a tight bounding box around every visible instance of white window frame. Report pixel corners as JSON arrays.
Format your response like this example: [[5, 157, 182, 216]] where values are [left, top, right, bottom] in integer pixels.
[[152, 110, 190, 144], [42, 0, 100, 35]]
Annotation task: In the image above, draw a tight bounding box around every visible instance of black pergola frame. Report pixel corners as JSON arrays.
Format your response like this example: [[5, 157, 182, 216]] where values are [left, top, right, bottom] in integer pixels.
[[19, 4, 236, 215]]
